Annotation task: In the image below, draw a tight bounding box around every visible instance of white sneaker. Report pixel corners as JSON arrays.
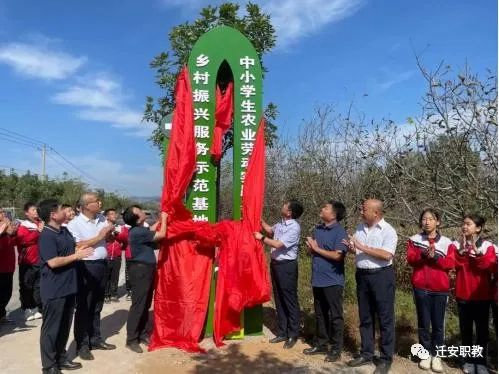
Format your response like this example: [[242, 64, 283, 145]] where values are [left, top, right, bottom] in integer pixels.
[[463, 363, 476, 374], [419, 357, 431, 370], [476, 364, 489, 374], [431, 356, 443, 373], [25, 309, 35, 321], [34, 311, 43, 320]]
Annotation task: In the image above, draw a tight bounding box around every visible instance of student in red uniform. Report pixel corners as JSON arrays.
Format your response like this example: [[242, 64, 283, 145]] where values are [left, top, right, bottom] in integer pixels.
[[490, 246, 498, 340], [0, 209, 18, 324], [104, 208, 124, 303], [16, 202, 44, 321], [407, 208, 456, 373], [455, 214, 496, 374]]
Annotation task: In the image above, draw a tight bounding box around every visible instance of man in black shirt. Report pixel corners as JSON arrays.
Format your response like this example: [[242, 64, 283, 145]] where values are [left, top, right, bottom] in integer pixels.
[[122, 205, 167, 353], [38, 199, 93, 374]]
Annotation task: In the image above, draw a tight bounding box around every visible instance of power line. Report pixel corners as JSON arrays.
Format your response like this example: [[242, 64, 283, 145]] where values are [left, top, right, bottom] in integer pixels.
[[0, 128, 131, 195], [0, 135, 40, 150], [0, 127, 45, 146]]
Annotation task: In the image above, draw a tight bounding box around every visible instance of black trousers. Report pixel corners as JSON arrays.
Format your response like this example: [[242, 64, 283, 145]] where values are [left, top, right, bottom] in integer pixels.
[[74, 260, 107, 349], [313, 285, 344, 351], [493, 301, 498, 340], [458, 300, 489, 365], [126, 262, 154, 344], [19, 264, 41, 311], [40, 295, 75, 370], [270, 260, 300, 339], [413, 288, 448, 356], [125, 259, 131, 293], [0, 272, 13, 319], [105, 257, 122, 298], [356, 266, 395, 363]]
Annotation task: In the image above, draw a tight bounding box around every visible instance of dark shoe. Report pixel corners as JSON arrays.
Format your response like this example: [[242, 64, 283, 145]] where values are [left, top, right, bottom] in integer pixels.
[[58, 360, 83, 370], [126, 343, 143, 353], [91, 341, 116, 350], [374, 362, 391, 374], [77, 347, 94, 361], [347, 356, 372, 367], [42, 367, 62, 374], [140, 335, 150, 345], [283, 337, 298, 349], [269, 336, 287, 344], [303, 346, 328, 355], [104, 297, 111, 304], [325, 351, 341, 362], [110, 296, 120, 303]]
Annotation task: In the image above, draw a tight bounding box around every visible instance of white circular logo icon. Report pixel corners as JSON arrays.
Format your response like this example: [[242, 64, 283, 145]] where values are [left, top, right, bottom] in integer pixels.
[[411, 343, 430, 360]]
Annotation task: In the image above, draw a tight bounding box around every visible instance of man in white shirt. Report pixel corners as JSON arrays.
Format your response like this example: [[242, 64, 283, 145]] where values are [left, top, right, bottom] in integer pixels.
[[344, 199, 398, 374], [67, 192, 116, 360]]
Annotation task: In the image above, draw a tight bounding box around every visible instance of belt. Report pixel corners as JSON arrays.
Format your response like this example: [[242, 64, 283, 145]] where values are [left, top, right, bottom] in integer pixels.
[[271, 259, 297, 265], [82, 259, 107, 264], [356, 264, 392, 274], [129, 261, 156, 267]]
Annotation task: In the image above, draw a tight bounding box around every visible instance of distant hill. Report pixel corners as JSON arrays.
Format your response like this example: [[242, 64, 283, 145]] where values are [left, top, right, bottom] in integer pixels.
[[130, 196, 160, 204]]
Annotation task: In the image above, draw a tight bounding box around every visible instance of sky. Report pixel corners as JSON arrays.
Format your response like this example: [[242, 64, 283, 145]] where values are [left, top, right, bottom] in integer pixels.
[[0, 0, 496, 197]]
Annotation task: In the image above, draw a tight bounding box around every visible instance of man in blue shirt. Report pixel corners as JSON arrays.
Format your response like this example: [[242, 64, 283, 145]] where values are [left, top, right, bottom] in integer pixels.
[[38, 199, 93, 374], [254, 199, 303, 349], [303, 200, 348, 363]]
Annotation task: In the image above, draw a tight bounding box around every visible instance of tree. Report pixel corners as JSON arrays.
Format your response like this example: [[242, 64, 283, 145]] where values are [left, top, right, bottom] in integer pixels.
[[143, 2, 278, 156]]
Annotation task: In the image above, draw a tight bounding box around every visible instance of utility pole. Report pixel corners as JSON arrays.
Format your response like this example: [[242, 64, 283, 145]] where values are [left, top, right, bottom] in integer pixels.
[[41, 144, 46, 180]]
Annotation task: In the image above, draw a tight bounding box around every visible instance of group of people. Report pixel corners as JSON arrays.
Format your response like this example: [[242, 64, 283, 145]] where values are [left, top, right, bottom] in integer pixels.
[[256, 199, 497, 374], [0, 193, 167, 374], [0, 195, 496, 374]]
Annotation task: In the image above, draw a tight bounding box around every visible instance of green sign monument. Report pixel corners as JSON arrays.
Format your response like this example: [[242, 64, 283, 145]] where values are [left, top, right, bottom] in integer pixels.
[[184, 26, 264, 337]]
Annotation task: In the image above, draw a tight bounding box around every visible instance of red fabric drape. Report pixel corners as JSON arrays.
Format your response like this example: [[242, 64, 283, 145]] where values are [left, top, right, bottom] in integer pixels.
[[150, 67, 214, 353], [210, 82, 234, 162], [160, 66, 197, 220], [151, 68, 270, 352], [213, 118, 271, 346]]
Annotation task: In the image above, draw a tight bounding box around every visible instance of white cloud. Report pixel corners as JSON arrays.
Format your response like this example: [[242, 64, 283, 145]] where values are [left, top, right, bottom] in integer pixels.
[[52, 75, 153, 137], [52, 77, 120, 108], [0, 42, 86, 80], [265, 0, 365, 47], [160, 0, 365, 47], [377, 70, 415, 91]]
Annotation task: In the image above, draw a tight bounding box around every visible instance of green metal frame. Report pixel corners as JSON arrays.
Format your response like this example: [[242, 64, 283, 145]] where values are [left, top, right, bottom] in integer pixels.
[[185, 26, 264, 337]]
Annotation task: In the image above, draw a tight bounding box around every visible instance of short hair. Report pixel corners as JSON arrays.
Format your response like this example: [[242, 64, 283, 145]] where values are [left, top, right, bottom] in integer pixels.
[[104, 208, 116, 216], [38, 199, 60, 224], [78, 192, 98, 208], [463, 213, 486, 233], [122, 205, 142, 227], [61, 204, 72, 210], [24, 202, 37, 212], [287, 199, 304, 219], [329, 200, 346, 222], [419, 208, 441, 228]]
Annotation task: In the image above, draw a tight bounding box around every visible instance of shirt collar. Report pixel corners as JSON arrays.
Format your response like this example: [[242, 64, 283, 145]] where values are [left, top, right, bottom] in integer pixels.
[[81, 213, 98, 224], [317, 221, 338, 230], [44, 224, 61, 234], [281, 218, 296, 226], [421, 231, 441, 243]]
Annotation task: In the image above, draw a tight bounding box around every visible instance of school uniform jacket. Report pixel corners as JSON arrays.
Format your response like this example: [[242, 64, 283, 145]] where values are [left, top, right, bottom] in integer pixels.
[[406, 233, 456, 292], [16, 220, 41, 265], [454, 238, 496, 301]]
